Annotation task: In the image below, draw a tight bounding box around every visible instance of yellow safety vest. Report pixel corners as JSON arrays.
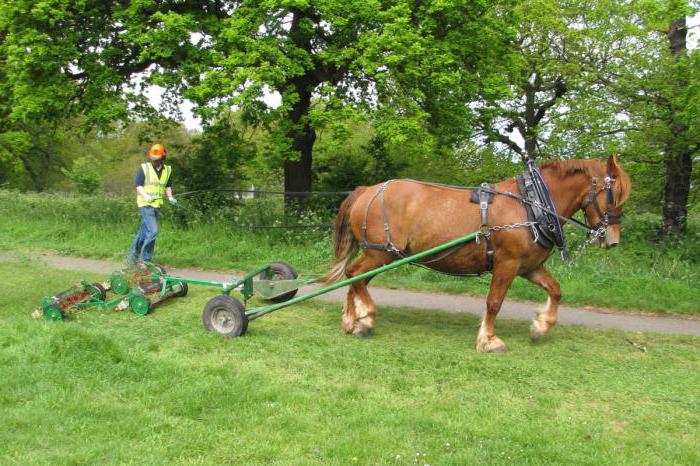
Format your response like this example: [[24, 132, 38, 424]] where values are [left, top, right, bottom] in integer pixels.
[[137, 163, 172, 208]]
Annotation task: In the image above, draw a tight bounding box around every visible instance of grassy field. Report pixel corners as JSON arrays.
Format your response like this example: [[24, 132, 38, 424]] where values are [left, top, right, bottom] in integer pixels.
[[1, 262, 698, 464], [1, 190, 699, 314]]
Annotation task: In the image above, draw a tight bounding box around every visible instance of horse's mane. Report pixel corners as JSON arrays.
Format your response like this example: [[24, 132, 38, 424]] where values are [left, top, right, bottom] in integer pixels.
[[540, 159, 631, 207]]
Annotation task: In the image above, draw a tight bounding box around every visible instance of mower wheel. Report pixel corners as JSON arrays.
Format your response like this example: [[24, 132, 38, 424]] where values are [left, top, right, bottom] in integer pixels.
[[129, 293, 151, 316], [86, 283, 107, 302], [174, 281, 188, 297], [44, 305, 64, 321], [202, 295, 248, 337], [259, 261, 299, 303], [110, 272, 130, 295]]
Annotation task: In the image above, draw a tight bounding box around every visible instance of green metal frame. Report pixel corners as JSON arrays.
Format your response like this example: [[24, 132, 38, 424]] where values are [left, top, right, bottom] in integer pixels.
[[157, 264, 314, 302]]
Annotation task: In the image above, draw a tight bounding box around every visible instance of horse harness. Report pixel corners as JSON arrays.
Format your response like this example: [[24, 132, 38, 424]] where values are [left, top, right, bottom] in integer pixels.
[[357, 169, 619, 271], [359, 180, 482, 269]]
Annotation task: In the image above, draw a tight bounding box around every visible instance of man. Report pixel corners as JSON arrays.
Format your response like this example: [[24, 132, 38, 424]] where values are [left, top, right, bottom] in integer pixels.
[[127, 143, 177, 266]]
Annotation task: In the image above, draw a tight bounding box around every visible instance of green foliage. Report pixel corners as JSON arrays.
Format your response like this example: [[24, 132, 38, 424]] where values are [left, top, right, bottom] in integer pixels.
[[170, 114, 257, 193], [0, 0, 517, 192], [63, 155, 102, 194]]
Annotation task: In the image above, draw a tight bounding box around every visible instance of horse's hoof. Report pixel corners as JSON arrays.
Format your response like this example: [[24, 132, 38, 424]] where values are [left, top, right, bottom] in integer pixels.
[[530, 320, 548, 341], [341, 321, 354, 334], [352, 323, 373, 338], [476, 337, 508, 353]]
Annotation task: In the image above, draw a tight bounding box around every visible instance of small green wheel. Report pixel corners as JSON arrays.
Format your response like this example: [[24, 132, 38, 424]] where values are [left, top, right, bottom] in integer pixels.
[[44, 305, 64, 321], [129, 293, 151, 316], [258, 261, 299, 303], [202, 295, 248, 337], [86, 283, 107, 302], [110, 273, 130, 295]]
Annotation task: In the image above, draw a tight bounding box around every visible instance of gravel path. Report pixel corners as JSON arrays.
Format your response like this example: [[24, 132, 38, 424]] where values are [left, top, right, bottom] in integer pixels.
[[2, 251, 699, 336]]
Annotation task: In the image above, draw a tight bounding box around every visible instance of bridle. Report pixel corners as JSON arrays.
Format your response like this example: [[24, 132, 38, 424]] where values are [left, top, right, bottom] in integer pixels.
[[580, 176, 622, 239]]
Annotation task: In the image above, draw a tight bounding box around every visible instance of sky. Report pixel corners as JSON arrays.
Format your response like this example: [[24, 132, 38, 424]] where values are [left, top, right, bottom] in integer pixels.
[[149, 14, 700, 133]]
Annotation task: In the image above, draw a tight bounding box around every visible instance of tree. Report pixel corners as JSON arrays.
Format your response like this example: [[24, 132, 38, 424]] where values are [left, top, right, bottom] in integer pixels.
[[658, 1, 699, 237], [474, 0, 661, 162], [0, 0, 514, 197]]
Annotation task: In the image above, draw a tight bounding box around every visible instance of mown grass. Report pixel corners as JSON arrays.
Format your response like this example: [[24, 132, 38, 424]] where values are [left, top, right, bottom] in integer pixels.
[[1, 190, 699, 314], [1, 262, 699, 464]]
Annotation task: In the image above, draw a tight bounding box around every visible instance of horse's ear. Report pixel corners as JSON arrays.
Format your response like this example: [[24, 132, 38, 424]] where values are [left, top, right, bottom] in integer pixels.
[[606, 154, 620, 176]]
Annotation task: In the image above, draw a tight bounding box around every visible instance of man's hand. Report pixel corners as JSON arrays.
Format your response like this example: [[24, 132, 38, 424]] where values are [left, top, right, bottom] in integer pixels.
[[143, 193, 154, 203], [168, 197, 178, 206]]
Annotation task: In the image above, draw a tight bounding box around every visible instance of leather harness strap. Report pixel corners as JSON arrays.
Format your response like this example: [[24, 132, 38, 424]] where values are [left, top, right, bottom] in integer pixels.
[[359, 181, 403, 255], [478, 186, 495, 271]]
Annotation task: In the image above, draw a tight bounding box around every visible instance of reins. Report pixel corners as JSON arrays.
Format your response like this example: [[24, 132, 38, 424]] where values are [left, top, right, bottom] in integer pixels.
[[404, 179, 600, 237]]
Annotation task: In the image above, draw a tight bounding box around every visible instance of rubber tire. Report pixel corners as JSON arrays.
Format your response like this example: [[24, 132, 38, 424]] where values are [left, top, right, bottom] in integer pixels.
[[259, 261, 299, 303], [174, 281, 188, 297], [87, 282, 107, 301], [202, 295, 248, 337]]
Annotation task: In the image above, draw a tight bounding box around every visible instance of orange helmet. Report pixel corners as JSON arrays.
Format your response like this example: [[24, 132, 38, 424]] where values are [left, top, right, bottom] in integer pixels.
[[147, 143, 167, 161]]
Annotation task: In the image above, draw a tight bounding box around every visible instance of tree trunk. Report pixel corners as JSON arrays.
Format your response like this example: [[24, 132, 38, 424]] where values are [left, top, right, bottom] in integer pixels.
[[283, 81, 316, 208], [660, 15, 691, 237], [17, 153, 43, 191], [283, 126, 316, 199], [662, 150, 692, 235]]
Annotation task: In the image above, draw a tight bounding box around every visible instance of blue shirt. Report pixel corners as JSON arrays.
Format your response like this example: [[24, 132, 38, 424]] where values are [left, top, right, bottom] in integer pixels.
[[135, 163, 173, 187]]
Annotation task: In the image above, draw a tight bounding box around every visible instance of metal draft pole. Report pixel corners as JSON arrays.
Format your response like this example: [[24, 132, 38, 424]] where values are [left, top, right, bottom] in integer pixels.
[[246, 231, 479, 320]]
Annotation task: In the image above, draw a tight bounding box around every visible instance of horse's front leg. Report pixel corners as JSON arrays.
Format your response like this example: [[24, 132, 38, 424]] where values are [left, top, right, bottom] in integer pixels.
[[523, 265, 561, 340], [476, 262, 518, 353]]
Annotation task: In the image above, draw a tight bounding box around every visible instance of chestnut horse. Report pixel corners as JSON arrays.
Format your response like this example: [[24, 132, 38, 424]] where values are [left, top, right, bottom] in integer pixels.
[[324, 155, 631, 352]]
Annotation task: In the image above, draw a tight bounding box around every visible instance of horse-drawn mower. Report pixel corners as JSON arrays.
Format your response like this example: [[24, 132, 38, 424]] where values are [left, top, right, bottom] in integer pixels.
[[33, 260, 312, 323], [34, 232, 481, 334]]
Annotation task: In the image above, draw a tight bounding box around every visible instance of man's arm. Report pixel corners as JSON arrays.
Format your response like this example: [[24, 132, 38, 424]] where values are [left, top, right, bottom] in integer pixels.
[[166, 186, 177, 206], [135, 167, 152, 202]]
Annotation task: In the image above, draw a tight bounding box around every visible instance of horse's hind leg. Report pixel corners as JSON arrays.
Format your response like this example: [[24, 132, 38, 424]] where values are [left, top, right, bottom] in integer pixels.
[[476, 262, 518, 353], [342, 251, 392, 337], [523, 266, 561, 340]]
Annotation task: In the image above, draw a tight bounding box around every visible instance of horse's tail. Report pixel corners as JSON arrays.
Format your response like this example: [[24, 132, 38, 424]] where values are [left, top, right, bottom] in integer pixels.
[[322, 187, 366, 283]]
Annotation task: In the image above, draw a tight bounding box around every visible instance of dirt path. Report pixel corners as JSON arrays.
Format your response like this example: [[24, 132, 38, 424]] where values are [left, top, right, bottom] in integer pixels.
[[3, 251, 699, 336]]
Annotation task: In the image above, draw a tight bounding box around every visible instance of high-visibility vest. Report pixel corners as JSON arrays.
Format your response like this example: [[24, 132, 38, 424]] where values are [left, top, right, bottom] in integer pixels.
[[137, 163, 172, 208]]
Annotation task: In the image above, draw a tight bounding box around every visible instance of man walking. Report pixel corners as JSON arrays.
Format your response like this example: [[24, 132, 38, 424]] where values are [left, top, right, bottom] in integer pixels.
[[127, 143, 177, 266]]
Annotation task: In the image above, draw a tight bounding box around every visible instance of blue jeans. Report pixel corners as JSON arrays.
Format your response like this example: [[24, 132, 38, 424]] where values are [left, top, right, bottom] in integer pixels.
[[128, 207, 160, 263]]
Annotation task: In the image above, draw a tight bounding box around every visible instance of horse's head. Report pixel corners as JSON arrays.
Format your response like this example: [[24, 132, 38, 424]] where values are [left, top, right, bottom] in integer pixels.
[[581, 155, 631, 248]]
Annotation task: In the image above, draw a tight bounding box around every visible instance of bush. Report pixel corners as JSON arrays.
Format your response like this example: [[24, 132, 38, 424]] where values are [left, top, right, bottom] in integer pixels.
[[63, 156, 103, 194]]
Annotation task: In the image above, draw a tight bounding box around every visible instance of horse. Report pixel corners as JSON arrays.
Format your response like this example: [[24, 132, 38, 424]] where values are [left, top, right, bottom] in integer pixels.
[[323, 155, 631, 352]]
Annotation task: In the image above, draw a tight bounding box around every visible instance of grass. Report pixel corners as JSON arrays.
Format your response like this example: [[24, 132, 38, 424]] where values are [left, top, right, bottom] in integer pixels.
[[1, 190, 699, 314], [1, 262, 699, 464]]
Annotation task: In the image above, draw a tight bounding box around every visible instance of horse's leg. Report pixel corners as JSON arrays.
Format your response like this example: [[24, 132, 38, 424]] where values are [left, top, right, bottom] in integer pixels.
[[476, 262, 519, 353], [341, 252, 389, 337], [523, 265, 561, 340]]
